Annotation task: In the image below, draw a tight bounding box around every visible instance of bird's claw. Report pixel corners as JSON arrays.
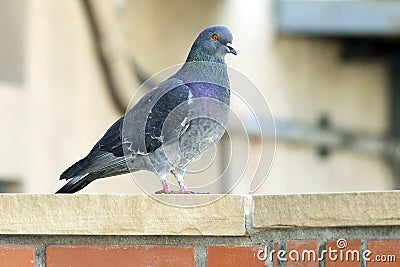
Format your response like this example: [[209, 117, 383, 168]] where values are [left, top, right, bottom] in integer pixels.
[[155, 188, 210, 194], [156, 179, 209, 194], [154, 189, 172, 194], [172, 189, 210, 194]]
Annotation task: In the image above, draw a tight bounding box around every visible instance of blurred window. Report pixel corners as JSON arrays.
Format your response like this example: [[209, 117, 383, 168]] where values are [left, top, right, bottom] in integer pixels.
[[276, 1, 400, 36], [0, 179, 21, 193], [0, 0, 26, 84]]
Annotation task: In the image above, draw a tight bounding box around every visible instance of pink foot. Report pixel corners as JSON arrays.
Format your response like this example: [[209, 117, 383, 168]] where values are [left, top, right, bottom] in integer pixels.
[[172, 188, 209, 194], [155, 188, 173, 194], [155, 188, 210, 194], [155, 180, 173, 194], [154, 179, 209, 194]]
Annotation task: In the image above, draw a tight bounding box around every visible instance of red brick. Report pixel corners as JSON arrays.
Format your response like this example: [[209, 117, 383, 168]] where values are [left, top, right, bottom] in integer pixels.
[[0, 245, 35, 267], [46, 245, 195, 267], [368, 240, 400, 267], [326, 240, 361, 267], [207, 246, 266, 267], [273, 242, 279, 267], [286, 240, 319, 267]]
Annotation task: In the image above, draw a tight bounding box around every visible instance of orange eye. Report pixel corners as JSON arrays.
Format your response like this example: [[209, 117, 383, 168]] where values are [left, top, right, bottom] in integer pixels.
[[212, 34, 219, 41]]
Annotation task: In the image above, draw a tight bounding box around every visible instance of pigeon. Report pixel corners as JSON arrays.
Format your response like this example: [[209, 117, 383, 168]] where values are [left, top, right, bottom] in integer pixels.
[[56, 25, 237, 194]]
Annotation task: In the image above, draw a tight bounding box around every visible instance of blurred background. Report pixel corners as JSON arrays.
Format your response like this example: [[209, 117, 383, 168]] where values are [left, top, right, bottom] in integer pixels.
[[1, 0, 399, 194]]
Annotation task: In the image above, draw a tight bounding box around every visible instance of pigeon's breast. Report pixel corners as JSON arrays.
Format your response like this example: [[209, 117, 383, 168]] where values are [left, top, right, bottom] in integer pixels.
[[187, 82, 230, 105], [145, 80, 231, 173], [174, 81, 230, 166]]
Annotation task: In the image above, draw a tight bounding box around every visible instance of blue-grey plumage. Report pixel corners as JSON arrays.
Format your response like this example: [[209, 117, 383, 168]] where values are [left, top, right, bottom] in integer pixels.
[[56, 25, 236, 194]]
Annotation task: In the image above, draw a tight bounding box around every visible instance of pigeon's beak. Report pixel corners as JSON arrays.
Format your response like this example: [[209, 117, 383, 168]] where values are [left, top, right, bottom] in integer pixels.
[[226, 43, 237, 55]]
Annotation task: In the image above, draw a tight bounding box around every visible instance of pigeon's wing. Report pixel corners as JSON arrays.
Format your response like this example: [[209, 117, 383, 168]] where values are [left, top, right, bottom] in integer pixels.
[[122, 77, 190, 155], [60, 77, 191, 180]]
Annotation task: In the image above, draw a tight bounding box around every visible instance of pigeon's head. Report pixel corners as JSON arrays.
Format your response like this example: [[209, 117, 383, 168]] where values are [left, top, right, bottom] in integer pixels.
[[187, 26, 237, 63]]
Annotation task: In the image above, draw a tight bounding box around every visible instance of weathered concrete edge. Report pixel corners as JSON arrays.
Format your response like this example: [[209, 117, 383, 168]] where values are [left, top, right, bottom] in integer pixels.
[[0, 194, 245, 236], [253, 191, 400, 228], [1, 191, 400, 235]]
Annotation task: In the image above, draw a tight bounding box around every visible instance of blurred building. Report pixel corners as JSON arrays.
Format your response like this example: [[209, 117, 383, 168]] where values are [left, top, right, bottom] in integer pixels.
[[0, 0, 395, 194]]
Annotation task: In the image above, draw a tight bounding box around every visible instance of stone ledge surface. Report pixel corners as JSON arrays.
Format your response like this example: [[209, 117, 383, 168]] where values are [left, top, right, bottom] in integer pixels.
[[1, 192, 400, 236], [0, 194, 245, 236], [253, 191, 400, 228]]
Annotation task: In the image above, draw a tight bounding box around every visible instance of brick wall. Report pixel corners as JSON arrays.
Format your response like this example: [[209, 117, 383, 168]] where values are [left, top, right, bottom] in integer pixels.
[[0, 193, 399, 266]]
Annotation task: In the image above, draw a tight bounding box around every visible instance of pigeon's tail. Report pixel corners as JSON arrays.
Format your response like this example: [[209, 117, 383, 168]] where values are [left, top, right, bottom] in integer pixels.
[[60, 157, 90, 180], [56, 173, 95, 194]]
